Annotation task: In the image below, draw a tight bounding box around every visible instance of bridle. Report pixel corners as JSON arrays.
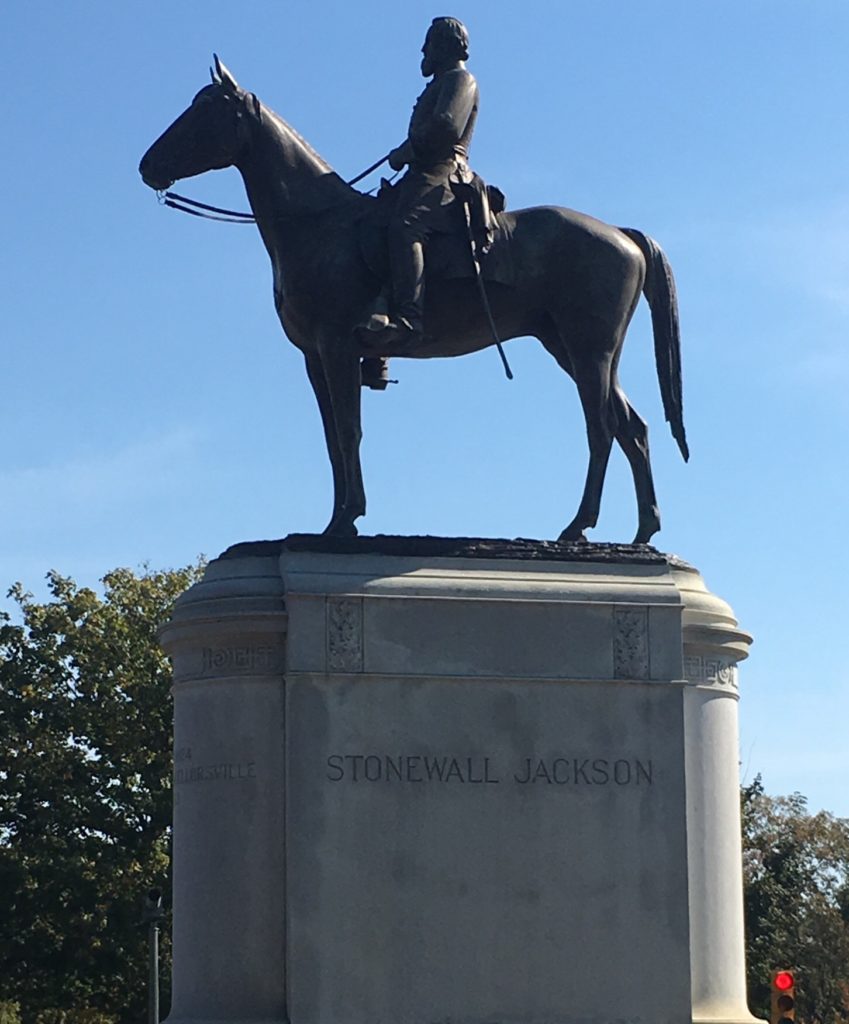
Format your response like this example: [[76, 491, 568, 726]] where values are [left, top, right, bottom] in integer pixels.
[[157, 151, 396, 225], [157, 190, 256, 223]]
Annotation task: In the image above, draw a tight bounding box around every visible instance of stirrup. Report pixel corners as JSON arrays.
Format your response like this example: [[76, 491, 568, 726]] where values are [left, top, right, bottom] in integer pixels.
[[361, 357, 397, 391]]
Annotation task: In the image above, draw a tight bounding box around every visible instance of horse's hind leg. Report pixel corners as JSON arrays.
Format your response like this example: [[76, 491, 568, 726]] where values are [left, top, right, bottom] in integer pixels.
[[536, 326, 615, 542], [559, 353, 617, 542], [612, 383, 661, 544]]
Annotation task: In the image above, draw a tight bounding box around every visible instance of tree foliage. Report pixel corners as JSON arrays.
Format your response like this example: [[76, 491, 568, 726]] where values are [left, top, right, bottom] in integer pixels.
[[742, 775, 849, 1024], [0, 565, 202, 1024]]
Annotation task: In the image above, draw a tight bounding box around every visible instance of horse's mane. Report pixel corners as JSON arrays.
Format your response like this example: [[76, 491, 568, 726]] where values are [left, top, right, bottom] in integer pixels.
[[257, 101, 332, 172], [248, 93, 375, 219]]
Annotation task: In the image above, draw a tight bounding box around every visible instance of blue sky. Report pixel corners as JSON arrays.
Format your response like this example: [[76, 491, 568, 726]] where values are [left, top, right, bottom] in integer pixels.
[[2, 2, 848, 815]]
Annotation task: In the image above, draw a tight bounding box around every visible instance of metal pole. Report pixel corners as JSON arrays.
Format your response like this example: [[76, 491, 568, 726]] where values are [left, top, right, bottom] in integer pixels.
[[148, 918, 160, 1024], [142, 889, 164, 1024]]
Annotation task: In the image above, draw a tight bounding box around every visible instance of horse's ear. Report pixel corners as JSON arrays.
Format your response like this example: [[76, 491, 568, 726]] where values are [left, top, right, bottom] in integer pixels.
[[213, 53, 240, 92], [210, 64, 219, 85]]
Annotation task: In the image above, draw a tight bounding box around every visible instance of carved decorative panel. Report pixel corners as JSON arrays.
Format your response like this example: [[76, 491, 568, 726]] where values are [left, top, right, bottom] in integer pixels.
[[613, 606, 649, 679], [326, 597, 364, 672]]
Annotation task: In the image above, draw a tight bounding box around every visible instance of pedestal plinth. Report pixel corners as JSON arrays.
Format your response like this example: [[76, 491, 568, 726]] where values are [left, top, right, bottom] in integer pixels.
[[158, 537, 760, 1024]]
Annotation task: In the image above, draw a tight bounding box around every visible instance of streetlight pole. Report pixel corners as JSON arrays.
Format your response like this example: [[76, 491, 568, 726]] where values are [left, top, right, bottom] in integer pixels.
[[142, 889, 165, 1024]]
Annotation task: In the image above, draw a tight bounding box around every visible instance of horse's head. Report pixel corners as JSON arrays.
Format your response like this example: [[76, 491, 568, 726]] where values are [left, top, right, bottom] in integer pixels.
[[139, 55, 255, 191]]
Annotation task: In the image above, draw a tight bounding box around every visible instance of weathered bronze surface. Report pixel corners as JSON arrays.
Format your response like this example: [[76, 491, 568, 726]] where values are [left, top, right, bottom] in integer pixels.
[[139, 30, 688, 545], [221, 535, 694, 570], [371, 17, 483, 348]]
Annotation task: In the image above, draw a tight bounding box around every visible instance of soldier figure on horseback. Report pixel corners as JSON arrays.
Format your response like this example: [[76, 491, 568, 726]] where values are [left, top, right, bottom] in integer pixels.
[[141, 41, 688, 545], [365, 16, 483, 351]]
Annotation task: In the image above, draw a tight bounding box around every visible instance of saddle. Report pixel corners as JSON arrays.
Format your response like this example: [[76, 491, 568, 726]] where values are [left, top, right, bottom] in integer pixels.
[[357, 175, 513, 292]]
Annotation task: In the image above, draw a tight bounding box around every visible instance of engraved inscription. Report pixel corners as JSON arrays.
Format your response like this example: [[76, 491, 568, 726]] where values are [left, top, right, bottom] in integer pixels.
[[327, 754, 500, 784], [326, 754, 653, 787], [326, 597, 363, 672], [175, 761, 257, 784], [613, 606, 649, 679], [683, 654, 738, 689], [200, 645, 281, 675], [513, 756, 651, 785]]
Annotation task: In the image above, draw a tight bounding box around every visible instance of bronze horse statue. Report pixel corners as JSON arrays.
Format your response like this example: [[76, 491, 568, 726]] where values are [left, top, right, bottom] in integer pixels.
[[139, 57, 688, 543]]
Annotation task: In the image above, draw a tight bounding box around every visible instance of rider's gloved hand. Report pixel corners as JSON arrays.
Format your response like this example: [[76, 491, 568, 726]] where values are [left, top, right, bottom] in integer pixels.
[[388, 142, 411, 171]]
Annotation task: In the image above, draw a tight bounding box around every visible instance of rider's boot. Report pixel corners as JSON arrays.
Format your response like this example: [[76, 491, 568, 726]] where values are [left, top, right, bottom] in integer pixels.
[[359, 236, 425, 352], [390, 235, 425, 343], [363, 316, 421, 351]]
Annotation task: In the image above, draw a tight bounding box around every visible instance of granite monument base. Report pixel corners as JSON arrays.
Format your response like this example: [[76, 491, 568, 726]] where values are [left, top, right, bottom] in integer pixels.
[[158, 537, 760, 1024]]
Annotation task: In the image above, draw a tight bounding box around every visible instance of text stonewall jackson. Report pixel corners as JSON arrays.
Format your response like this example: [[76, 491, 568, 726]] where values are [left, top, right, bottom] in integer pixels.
[[326, 754, 653, 786]]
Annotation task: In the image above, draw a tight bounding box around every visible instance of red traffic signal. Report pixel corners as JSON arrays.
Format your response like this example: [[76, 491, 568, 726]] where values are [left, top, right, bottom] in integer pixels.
[[771, 970, 796, 1024]]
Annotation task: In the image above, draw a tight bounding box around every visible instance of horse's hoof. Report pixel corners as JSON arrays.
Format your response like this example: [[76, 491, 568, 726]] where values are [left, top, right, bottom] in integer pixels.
[[633, 513, 661, 545], [322, 517, 359, 539], [632, 530, 657, 545], [558, 526, 588, 543]]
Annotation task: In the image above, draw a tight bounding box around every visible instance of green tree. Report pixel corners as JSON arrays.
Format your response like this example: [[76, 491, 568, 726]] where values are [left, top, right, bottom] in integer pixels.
[[743, 776, 849, 1024], [0, 564, 202, 1024]]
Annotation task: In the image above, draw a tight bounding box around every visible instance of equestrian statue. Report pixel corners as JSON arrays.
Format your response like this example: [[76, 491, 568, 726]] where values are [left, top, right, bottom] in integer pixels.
[[139, 18, 688, 544]]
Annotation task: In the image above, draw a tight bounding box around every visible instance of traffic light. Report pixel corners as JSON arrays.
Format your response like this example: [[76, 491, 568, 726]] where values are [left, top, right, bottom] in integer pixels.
[[771, 969, 795, 1024]]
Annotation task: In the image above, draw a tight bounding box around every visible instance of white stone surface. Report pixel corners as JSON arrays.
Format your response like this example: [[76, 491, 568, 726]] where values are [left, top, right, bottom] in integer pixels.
[[159, 555, 288, 1024], [675, 567, 758, 1024], [287, 674, 690, 1024], [159, 543, 761, 1024]]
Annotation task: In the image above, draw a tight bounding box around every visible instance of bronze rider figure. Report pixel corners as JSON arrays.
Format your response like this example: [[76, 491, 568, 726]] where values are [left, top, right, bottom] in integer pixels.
[[367, 17, 480, 351]]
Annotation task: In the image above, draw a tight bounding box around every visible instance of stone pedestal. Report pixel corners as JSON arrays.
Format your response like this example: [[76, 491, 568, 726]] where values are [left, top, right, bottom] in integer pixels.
[[158, 537, 760, 1024]]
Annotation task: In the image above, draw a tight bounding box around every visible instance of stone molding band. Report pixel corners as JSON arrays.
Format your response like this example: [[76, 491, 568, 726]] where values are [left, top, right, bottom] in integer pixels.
[[683, 654, 739, 691]]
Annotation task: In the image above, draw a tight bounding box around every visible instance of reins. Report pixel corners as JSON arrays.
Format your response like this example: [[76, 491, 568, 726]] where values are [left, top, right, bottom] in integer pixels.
[[159, 191, 256, 223], [158, 151, 394, 225]]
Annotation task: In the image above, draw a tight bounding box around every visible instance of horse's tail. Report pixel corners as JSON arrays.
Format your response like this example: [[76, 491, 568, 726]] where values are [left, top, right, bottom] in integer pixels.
[[621, 227, 689, 462]]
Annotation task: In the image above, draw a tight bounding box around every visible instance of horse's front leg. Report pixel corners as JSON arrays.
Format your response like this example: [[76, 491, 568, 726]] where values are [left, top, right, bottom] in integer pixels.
[[309, 341, 365, 537], [304, 352, 347, 530]]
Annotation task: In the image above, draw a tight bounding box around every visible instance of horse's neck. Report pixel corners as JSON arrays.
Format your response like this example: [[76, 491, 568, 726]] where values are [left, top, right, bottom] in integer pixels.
[[238, 103, 356, 245]]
